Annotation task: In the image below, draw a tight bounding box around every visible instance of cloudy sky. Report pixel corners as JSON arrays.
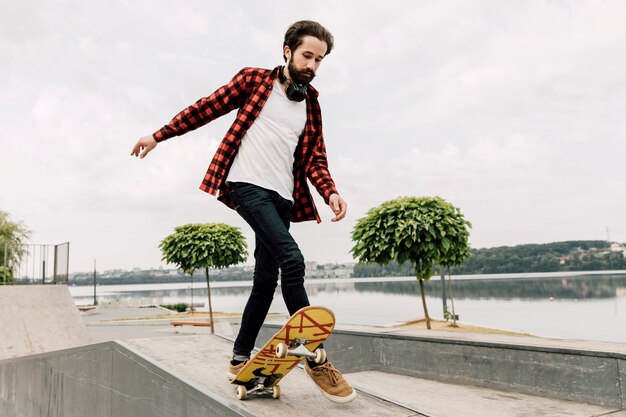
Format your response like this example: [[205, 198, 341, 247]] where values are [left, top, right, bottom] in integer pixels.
[[1, 1, 625, 273]]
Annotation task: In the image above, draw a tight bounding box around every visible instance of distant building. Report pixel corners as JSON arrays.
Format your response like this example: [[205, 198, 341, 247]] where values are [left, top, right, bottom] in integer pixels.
[[70, 261, 355, 282], [610, 242, 626, 257], [331, 266, 353, 278], [305, 261, 318, 276], [306, 262, 354, 279]]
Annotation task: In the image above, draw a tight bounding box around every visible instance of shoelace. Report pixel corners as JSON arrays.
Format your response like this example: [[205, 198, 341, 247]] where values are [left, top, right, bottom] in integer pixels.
[[314, 363, 341, 386]]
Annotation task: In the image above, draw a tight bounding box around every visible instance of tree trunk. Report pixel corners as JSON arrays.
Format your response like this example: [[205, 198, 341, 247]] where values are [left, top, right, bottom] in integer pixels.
[[189, 273, 194, 314], [418, 278, 431, 330], [205, 267, 214, 334], [447, 270, 458, 327]]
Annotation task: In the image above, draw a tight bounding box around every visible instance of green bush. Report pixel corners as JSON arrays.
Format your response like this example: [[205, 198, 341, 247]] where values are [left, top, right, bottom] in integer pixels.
[[0, 266, 12, 284], [160, 303, 189, 313]]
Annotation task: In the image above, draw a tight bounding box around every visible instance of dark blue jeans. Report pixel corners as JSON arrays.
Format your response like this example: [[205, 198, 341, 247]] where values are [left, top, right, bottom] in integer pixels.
[[228, 182, 310, 357]]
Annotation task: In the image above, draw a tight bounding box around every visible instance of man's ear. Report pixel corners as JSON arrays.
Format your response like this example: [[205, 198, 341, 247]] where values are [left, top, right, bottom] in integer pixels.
[[283, 45, 292, 62]]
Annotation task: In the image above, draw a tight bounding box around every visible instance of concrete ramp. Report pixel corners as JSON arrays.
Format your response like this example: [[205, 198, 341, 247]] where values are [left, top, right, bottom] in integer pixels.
[[0, 339, 255, 417], [0, 285, 91, 360], [126, 335, 412, 417], [0, 335, 416, 417]]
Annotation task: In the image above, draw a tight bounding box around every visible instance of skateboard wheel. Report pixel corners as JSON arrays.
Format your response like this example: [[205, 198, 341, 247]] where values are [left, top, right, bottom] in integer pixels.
[[275, 342, 288, 359], [314, 348, 327, 364], [236, 386, 247, 400], [272, 385, 281, 399]]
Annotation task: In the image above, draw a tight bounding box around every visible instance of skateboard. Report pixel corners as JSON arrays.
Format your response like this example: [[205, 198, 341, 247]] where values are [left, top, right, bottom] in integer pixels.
[[231, 305, 335, 400]]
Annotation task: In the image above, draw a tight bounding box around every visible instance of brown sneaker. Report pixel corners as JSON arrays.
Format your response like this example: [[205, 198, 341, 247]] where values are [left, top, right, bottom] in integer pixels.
[[227, 359, 248, 381], [304, 361, 357, 403]]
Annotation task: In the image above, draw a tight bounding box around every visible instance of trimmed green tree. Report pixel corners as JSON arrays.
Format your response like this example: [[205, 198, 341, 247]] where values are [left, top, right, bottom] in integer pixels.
[[0, 210, 31, 285], [159, 223, 248, 333], [351, 196, 471, 329]]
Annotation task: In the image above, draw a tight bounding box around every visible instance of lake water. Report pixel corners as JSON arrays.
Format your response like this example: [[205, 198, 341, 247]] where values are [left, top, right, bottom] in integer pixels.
[[69, 271, 626, 344]]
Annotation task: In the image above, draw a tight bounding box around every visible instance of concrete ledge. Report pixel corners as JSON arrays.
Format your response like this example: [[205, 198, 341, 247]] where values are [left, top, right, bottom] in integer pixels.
[[347, 370, 619, 417], [0, 341, 254, 417], [257, 324, 626, 409]]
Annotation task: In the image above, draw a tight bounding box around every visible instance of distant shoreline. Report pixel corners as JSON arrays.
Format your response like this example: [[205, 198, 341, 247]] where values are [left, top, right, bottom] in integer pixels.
[[60, 269, 626, 287]]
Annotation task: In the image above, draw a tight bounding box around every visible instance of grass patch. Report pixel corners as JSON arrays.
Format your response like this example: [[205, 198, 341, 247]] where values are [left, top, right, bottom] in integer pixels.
[[160, 303, 189, 313]]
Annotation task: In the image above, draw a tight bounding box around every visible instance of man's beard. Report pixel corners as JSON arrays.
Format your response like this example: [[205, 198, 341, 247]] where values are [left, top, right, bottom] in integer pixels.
[[288, 60, 315, 85]]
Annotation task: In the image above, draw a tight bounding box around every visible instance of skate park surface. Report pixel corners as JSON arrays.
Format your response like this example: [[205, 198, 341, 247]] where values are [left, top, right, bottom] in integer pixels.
[[0, 285, 91, 360], [1, 285, 625, 417]]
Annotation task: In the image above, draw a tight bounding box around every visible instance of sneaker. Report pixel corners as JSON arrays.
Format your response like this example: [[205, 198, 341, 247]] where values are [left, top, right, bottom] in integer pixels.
[[304, 361, 357, 403], [227, 359, 248, 381]]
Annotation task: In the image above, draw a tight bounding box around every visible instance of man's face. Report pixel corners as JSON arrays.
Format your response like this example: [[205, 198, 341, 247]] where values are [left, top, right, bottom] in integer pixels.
[[285, 35, 327, 85]]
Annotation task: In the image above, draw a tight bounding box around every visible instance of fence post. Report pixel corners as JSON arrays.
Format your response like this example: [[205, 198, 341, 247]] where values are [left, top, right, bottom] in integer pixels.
[[66, 242, 70, 285], [93, 259, 97, 306], [53, 244, 58, 284]]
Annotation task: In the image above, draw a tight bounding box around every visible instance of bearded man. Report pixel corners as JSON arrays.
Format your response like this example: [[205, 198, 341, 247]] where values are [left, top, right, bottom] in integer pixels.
[[131, 20, 355, 403]]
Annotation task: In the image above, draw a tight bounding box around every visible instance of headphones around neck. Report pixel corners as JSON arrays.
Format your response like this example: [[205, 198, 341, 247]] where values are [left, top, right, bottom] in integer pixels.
[[278, 66, 307, 102]]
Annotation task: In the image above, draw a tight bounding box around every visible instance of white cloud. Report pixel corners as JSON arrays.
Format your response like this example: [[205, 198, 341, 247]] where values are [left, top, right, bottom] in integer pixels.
[[2, 0, 626, 271]]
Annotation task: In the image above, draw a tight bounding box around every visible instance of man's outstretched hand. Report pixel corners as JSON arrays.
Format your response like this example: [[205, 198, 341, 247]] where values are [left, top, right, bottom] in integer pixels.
[[131, 135, 157, 159], [329, 194, 347, 222]]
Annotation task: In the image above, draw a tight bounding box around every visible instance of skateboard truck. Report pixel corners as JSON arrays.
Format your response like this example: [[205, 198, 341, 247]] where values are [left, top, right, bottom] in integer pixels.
[[275, 339, 327, 364], [236, 382, 280, 400], [236, 341, 326, 400]]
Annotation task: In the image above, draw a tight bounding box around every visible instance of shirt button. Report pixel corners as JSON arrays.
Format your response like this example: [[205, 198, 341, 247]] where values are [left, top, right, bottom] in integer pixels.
[[256, 103, 261, 108], [216, 173, 222, 179], [268, 85, 273, 90]]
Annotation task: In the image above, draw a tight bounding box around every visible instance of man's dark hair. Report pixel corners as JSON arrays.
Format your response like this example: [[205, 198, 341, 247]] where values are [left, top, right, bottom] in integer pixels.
[[283, 20, 334, 62]]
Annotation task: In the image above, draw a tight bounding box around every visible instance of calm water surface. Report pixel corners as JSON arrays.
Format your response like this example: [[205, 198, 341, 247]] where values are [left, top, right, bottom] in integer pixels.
[[69, 271, 626, 343]]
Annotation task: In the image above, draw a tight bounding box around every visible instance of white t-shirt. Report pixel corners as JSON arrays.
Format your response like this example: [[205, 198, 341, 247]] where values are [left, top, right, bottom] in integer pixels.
[[226, 80, 306, 202]]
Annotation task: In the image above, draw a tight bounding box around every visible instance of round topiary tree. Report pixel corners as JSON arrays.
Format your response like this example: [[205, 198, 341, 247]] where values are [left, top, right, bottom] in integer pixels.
[[160, 223, 248, 333], [351, 196, 471, 329]]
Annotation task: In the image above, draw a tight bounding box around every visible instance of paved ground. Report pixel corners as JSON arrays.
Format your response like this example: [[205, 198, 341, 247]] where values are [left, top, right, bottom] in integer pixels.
[[80, 304, 267, 341], [82, 304, 626, 357], [80, 305, 626, 417], [80, 304, 181, 341]]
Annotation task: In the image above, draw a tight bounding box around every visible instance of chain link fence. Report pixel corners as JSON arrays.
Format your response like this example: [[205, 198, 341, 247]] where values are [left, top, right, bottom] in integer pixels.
[[1, 242, 70, 285]]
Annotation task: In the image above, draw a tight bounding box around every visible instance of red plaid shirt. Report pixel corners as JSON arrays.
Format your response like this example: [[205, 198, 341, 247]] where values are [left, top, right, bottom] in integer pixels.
[[153, 66, 338, 223]]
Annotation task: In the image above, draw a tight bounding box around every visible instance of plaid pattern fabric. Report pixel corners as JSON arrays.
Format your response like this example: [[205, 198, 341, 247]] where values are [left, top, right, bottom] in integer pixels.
[[153, 66, 338, 223]]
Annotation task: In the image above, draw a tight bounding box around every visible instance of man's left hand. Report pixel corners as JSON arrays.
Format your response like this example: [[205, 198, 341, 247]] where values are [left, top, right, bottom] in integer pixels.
[[329, 194, 347, 222]]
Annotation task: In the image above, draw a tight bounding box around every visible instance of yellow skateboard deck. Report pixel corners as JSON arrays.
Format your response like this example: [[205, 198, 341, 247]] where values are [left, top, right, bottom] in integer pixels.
[[231, 306, 335, 399]]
